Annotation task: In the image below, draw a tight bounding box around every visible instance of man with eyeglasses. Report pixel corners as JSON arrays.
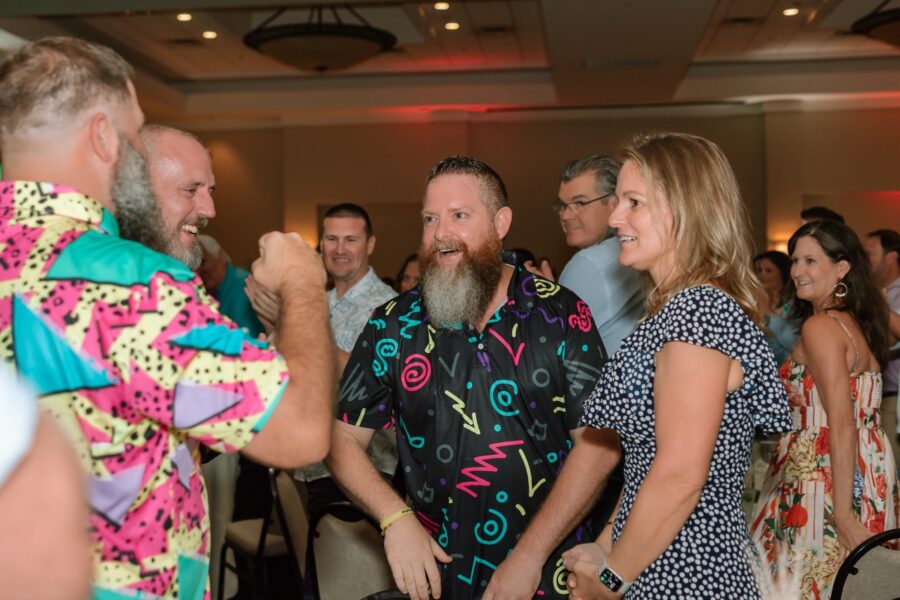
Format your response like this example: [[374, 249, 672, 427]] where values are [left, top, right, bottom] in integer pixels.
[[554, 155, 643, 355]]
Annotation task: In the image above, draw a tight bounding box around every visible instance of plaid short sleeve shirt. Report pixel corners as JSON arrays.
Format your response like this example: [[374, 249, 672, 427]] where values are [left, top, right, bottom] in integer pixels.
[[0, 181, 288, 599]]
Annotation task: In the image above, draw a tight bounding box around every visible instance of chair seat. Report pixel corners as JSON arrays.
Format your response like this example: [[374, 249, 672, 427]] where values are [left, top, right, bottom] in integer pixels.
[[224, 518, 287, 557]]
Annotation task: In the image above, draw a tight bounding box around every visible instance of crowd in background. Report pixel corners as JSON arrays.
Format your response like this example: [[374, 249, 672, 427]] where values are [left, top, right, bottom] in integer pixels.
[[0, 35, 898, 600]]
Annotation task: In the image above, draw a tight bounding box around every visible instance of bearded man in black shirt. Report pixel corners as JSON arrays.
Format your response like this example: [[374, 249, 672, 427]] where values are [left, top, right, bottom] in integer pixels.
[[325, 156, 622, 600]]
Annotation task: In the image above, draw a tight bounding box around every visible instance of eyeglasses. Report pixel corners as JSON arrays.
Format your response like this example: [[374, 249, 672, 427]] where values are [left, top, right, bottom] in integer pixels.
[[551, 193, 613, 215]]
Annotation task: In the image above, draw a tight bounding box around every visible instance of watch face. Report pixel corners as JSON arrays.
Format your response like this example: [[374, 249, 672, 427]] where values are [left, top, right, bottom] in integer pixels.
[[599, 567, 623, 592]]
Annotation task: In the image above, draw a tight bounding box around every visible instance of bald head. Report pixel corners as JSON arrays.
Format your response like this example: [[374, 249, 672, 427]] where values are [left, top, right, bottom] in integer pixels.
[[140, 125, 216, 270]]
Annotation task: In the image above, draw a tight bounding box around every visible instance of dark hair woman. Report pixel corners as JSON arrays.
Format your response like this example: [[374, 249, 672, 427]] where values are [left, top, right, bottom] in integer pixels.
[[751, 219, 898, 598]]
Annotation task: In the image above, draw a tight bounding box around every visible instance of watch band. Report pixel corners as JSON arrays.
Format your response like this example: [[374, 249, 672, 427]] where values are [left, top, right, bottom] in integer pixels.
[[598, 561, 632, 593]]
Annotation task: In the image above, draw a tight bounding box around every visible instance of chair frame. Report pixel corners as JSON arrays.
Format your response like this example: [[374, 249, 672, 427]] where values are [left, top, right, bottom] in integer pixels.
[[216, 468, 304, 600], [831, 527, 900, 599], [303, 501, 383, 600]]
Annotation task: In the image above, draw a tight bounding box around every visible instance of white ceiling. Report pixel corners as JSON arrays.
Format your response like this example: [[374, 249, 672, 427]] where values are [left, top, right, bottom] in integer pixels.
[[0, 0, 898, 127]]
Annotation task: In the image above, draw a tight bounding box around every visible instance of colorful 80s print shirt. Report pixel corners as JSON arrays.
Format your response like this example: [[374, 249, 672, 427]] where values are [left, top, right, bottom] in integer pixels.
[[0, 182, 288, 599], [338, 264, 606, 598]]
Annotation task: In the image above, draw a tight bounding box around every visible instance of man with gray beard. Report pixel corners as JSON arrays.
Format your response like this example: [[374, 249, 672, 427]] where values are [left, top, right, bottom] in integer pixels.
[[326, 156, 622, 600], [139, 124, 216, 270], [0, 36, 335, 598]]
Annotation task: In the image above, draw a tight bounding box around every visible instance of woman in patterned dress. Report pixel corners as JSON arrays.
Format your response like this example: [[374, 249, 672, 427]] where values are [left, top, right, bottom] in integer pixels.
[[750, 220, 899, 599], [561, 132, 791, 598]]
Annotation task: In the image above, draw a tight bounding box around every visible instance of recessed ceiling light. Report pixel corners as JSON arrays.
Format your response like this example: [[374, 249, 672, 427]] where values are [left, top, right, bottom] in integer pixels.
[[434, 2, 450, 10], [783, 7, 800, 16], [202, 30, 218, 40], [176, 13, 192, 22], [444, 22, 460, 31]]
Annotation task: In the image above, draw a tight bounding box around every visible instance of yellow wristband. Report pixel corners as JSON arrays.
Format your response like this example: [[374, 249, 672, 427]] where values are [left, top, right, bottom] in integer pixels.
[[380, 507, 414, 535]]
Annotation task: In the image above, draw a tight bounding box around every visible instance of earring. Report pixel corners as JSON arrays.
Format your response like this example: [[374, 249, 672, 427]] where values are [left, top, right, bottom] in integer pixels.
[[834, 280, 848, 298]]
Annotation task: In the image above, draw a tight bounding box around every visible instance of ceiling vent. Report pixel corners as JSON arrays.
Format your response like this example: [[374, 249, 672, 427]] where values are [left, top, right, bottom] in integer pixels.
[[244, 4, 397, 73]]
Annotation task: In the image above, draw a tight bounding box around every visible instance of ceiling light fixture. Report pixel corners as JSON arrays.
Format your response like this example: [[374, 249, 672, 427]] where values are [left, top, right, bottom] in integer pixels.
[[434, 2, 450, 10], [202, 30, 218, 39], [445, 22, 460, 30], [176, 13, 192, 22], [244, 5, 397, 72], [852, 7, 900, 50], [782, 7, 800, 16]]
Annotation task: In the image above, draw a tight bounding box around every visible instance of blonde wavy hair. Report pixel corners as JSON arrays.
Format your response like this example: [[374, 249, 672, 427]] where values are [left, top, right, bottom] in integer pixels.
[[621, 132, 762, 324]]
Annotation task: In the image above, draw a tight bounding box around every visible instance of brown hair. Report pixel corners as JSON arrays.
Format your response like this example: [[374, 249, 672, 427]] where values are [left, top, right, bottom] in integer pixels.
[[622, 132, 761, 323], [425, 155, 508, 215], [0, 37, 133, 147]]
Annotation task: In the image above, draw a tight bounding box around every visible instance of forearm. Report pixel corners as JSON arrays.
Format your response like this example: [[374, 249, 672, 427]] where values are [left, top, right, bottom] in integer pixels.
[[829, 421, 859, 520], [278, 285, 336, 456], [512, 433, 619, 562], [605, 467, 703, 581], [325, 425, 407, 521]]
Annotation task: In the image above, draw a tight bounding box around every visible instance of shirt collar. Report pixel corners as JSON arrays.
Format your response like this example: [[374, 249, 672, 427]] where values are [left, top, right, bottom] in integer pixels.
[[1, 180, 119, 237], [331, 267, 380, 302]]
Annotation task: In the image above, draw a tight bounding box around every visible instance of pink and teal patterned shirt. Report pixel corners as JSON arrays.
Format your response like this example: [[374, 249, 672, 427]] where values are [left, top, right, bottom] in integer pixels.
[[0, 181, 288, 599]]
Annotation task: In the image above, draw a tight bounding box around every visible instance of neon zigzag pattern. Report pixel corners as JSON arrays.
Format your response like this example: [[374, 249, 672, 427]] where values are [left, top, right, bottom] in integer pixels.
[[456, 439, 524, 498]]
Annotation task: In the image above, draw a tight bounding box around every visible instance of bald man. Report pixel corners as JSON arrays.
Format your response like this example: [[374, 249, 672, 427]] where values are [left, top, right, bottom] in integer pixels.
[[0, 37, 334, 597], [139, 124, 216, 270]]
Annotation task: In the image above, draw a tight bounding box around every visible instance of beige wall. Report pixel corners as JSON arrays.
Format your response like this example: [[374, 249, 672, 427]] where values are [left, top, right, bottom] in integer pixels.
[[200, 128, 284, 270], [201, 111, 788, 276], [256, 111, 766, 280], [196, 107, 899, 279], [764, 108, 900, 250], [467, 114, 767, 269]]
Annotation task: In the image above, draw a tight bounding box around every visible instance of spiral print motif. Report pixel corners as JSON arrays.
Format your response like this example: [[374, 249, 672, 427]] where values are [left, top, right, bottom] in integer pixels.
[[489, 379, 520, 417], [401, 353, 431, 392], [473, 508, 508, 546], [534, 278, 560, 298], [372, 338, 398, 377], [567, 299, 593, 332], [552, 557, 569, 594]]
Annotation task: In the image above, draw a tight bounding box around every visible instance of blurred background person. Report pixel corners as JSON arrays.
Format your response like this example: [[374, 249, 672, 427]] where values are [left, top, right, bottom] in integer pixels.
[[395, 252, 420, 293], [751, 220, 898, 599], [754, 250, 800, 364], [564, 133, 790, 598], [0, 367, 91, 600], [800, 205, 845, 225], [865, 229, 900, 470], [198, 235, 265, 338]]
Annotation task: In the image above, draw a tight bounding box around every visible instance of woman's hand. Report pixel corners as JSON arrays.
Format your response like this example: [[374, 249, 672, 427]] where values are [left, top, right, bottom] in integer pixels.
[[834, 514, 872, 558], [562, 554, 624, 600]]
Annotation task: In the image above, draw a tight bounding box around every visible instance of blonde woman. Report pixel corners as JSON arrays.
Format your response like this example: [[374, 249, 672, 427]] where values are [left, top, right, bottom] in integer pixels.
[[750, 220, 898, 598], [562, 133, 791, 598]]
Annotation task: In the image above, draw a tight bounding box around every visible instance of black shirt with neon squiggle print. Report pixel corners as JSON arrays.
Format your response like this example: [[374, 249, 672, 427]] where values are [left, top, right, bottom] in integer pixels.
[[338, 262, 608, 598]]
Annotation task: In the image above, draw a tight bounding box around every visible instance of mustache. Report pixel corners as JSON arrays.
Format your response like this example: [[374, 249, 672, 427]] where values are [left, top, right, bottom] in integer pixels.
[[425, 239, 464, 254]]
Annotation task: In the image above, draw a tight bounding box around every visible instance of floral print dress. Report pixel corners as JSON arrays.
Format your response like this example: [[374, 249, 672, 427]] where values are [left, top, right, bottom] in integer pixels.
[[750, 350, 900, 598]]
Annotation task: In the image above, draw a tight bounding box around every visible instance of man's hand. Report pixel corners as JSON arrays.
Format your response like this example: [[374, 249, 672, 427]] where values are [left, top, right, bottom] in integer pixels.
[[251, 231, 326, 295], [245, 275, 281, 333], [382, 514, 452, 600], [482, 549, 544, 600], [523, 259, 555, 282]]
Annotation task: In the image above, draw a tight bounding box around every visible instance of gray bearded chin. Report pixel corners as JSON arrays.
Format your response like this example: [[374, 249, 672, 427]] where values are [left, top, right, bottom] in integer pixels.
[[420, 240, 503, 329], [112, 135, 169, 256]]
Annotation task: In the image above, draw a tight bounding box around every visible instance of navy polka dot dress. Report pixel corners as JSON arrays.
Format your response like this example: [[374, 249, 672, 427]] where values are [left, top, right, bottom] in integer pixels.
[[582, 286, 791, 598]]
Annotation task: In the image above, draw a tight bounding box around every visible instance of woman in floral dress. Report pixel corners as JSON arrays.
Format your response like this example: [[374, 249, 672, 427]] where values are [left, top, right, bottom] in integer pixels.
[[750, 220, 899, 599]]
